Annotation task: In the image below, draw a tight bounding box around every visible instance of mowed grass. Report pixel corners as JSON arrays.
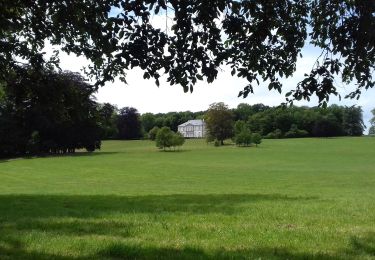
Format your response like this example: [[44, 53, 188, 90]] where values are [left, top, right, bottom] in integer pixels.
[[0, 138, 375, 259]]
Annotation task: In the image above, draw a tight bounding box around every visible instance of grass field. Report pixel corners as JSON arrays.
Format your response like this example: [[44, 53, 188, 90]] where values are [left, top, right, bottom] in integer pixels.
[[0, 137, 375, 259]]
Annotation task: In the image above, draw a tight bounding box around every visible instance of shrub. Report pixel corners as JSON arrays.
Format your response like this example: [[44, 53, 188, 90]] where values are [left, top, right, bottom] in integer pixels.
[[284, 124, 309, 138], [155, 127, 174, 150], [155, 127, 185, 151], [252, 133, 262, 147], [148, 126, 160, 141], [265, 129, 283, 139], [235, 129, 252, 147], [171, 132, 185, 150]]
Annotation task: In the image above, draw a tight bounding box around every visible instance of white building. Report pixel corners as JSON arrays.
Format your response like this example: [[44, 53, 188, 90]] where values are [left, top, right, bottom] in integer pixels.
[[178, 119, 206, 138]]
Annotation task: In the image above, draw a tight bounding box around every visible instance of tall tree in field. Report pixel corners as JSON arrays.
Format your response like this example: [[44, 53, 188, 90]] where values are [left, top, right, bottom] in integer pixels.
[[141, 113, 156, 133], [155, 127, 174, 150], [117, 107, 142, 140], [98, 103, 118, 139], [1, 1, 374, 105], [369, 109, 375, 135], [205, 102, 234, 145], [342, 106, 365, 136]]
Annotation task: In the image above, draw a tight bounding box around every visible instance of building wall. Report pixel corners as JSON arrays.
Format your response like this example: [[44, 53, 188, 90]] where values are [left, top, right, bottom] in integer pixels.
[[178, 124, 206, 138]]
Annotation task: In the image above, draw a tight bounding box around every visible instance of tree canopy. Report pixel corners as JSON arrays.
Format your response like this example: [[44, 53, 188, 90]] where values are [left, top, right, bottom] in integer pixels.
[[155, 126, 185, 150], [1, 1, 374, 104], [205, 102, 234, 145], [117, 107, 143, 139], [0, 67, 101, 157], [369, 109, 375, 135]]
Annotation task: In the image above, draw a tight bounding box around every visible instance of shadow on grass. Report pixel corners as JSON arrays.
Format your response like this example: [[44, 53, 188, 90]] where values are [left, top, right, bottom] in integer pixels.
[[99, 243, 344, 260], [0, 193, 316, 219], [0, 240, 356, 260], [157, 149, 190, 153], [0, 193, 371, 259], [0, 152, 120, 163], [350, 232, 375, 256], [0, 238, 83, 260]]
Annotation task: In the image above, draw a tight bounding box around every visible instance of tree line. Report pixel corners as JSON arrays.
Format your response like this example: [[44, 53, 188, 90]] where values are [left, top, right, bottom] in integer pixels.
[[0, 67, 368, 158], [203, 102, 366, 147], [98, 102, 366, 145], [233, 103, 365, 139], [0, 67, 101, 158]]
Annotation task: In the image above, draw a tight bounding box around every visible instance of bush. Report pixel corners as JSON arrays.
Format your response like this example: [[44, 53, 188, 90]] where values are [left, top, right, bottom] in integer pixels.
[[171, 132, 185, 150], [214, 139, 220, 147], [235, 129, 252, 146], [148, 126, 160, 141], [155, 127, 185, 151], [284, 124, 309, 138], [156, 127, 174, 150], [252, 133, 262, 147], [265, 129, 283, 139]]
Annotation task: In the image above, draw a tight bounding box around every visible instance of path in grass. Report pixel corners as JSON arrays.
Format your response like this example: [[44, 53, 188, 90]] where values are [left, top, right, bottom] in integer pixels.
[[0, 138, 374, 259]]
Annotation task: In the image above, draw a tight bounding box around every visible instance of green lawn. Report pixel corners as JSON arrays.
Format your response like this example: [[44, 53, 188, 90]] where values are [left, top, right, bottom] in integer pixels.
[[0, 138, 374, 259]]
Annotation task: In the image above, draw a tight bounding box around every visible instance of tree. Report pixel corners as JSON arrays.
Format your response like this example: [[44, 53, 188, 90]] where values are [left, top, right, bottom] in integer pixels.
[[117, 107, 142, 140], [171, 132, 185, 150], [234, 120, 247, 136], [342, 106, 365, 136], [205, 102, 234, 145], [141, 113, 156, 133], [284, 124, 309, 138], [0, 67, 101, 157], [235, 128, 252, 147], [234, 120, 252, 146], [312, 113, 342, 137], [234, 104, 253, 121], [155, 127, 174, 150], [1, 1, 374, 105], [98, 103, 118, 139], [371, 109, 375, 126], [252, 133, 262, 147], [369, 109, 375, 135], [155, 127, 185, 151], [148, 126, 160, 141]]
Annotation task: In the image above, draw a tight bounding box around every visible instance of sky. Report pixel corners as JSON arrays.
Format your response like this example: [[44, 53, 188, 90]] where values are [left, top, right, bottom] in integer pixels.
[[48, 13, 375, 133]]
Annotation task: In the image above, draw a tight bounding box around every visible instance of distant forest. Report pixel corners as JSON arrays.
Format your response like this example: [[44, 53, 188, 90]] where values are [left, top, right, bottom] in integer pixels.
[[97, 102, 365, 141], [0, 68, 366, 158]]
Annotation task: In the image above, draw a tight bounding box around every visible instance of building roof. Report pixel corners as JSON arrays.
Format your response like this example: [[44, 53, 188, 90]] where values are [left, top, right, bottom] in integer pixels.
[[178, 119, 205, 127]]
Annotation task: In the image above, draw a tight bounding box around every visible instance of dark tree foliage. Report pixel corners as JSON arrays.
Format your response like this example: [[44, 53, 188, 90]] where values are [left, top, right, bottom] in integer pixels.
[[98, 103, 119, 139], [0, 67, 101, 157], [233, 103, 270, 121], [370, 109, 375, 135], [237, 104, 364, 138], [284, 124, 309, 138], [234, 122, 252, 147], [252, 133, 262, 147], [342, 106, 365, 136], [141, 113, 156, 133], [148, 126, 160, 141], [312, 113, 342, 137], [136, 103, 365, 140], [117, 107, 142, 139], [1, 1, 374, 105], [205, 102, 234, 145]]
